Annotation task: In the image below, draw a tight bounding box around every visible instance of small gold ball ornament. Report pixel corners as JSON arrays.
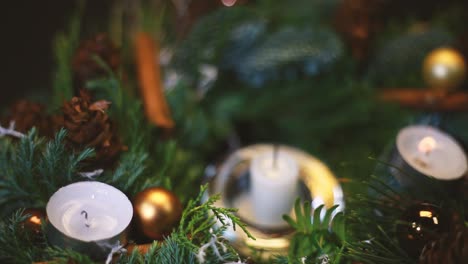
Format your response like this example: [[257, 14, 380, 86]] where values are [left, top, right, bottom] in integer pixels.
[[423, 47, 466, 92], [133, 187, 183, 240]]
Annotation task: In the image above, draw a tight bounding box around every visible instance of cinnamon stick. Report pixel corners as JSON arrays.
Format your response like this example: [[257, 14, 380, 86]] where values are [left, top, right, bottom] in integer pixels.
[[134, 32, 174, 129], [379, 89, 468, 111]]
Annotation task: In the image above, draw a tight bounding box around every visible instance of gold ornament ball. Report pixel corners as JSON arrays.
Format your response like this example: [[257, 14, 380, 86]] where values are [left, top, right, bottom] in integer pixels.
[[133, 187, 183, 240], [423, 47, 466, 92]]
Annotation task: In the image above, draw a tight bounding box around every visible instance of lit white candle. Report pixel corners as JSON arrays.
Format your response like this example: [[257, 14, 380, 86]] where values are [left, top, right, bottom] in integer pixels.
[[46, 181, 133, 242], [250, 149, 299, 227], [396, 125, 467, 180]]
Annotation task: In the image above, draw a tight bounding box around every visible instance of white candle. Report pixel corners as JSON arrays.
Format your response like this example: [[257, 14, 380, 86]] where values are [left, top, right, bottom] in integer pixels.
[[396, 125, 467, 180], [250, 149, 299, 227], [46, 181, 133, 242]]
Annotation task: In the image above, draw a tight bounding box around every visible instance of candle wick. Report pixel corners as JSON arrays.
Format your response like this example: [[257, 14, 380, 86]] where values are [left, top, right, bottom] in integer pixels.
[[273, 144, 279, 169], [81, 210, 91, 228], [81, 210, 88, 219]]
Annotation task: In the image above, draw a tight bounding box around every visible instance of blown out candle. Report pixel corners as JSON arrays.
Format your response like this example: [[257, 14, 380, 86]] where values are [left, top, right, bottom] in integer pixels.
[[46, 181, 133, 259]]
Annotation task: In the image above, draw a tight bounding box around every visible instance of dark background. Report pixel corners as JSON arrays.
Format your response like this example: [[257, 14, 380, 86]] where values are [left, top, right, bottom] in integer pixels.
[[0, 1, 113, 106], [1, 0, 466, 106]]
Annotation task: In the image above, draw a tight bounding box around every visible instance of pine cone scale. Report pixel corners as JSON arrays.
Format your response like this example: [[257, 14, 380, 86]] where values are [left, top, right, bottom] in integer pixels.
[[60, 89, 124, 169]]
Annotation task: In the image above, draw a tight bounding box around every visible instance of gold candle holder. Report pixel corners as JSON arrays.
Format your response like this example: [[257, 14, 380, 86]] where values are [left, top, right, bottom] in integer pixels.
[[204, 144, 344, 259]]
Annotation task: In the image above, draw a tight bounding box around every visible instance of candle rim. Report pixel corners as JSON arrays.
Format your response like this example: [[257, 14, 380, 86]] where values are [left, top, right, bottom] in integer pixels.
[[396, 125, 468, 180], [209, 143, 345, 258], [46, 181, 133, 242], [250, 150, 299, 182]]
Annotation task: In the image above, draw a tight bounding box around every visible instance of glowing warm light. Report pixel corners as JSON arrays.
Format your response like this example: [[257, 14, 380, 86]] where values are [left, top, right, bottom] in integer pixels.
[[221, 0, 237, 7], [29, 216, 41, 225], [140, 202, 156, 220], [418, 136, 437, 154], [149, 192, 172, 211], [432, 64, 449, 78], [433, 217, 439, 225], [419, 210, 433, 218]]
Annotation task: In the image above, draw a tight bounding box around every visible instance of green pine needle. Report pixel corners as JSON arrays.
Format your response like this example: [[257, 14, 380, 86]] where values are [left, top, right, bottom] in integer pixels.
[[0, 209, 47, 264], [0, 129, 94, 215], [178, 184, 254, 241], [52, 2, 83, 107], [283, 199, 345, 263], [44, 247, 95, 264]]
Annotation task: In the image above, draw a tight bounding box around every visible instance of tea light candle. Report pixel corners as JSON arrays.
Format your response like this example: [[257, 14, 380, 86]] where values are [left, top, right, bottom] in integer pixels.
[[396, 125, 467, 180], [46, 181, 133, 259], [250, 147, 299, 227]]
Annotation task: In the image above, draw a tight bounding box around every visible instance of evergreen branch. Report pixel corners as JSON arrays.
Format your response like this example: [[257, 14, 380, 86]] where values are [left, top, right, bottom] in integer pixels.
[[368, 28, 454, 86], [88, 55, 123, 109], [179, 185, 254, 241], [88, 186, 251, 264], [368, 156, 417, 187], [345, 225, 412, 264], [283, 199, 345, 263], [143, 241, 160, 263], [150, 236, 195, 264], [0, 129, 94, 215], [175, 185, 253, 263], [106, 146, 151, 196], [123, 248, 142, 264], [44, 247, 95, 264], [0, 209, 46, 264], [52, 1, 83, 106], [233, 27, 343, 86]]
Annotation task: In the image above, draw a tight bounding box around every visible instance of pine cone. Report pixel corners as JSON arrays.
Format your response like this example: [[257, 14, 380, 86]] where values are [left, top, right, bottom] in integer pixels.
[[419, 226, 468, 264], [72, 33, 120, 91], [2, 100, 50, 135], [61, 90, 124, 168]]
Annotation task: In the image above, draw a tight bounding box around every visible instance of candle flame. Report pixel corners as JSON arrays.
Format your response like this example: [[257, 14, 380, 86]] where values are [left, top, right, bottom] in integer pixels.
[[418, 136, 436, 154]]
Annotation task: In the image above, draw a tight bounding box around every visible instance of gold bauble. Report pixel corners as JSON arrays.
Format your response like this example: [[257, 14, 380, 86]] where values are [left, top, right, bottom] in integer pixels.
[[133, 187, 182, 240], [423, 47, 466, 92]]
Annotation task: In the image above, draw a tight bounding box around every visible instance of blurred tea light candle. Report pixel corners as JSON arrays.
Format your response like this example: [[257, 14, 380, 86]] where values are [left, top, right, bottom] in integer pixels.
[[46, 181, 133, 242], [250, 148, 299, 227], [396, 125, 467, 180]]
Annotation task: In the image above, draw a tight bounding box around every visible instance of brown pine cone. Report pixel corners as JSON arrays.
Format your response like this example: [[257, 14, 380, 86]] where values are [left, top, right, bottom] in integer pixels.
[[419, 226, 468, 264], [72, 33, 120, 91], [61, 90, 124, 168], [2, 100, 50, 135]]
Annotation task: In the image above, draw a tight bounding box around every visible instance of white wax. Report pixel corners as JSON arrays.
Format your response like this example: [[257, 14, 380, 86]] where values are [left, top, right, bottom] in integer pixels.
[[396, 125, 467, 180], [46, 181, 133, 242], [250, 151, 299, 227]]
